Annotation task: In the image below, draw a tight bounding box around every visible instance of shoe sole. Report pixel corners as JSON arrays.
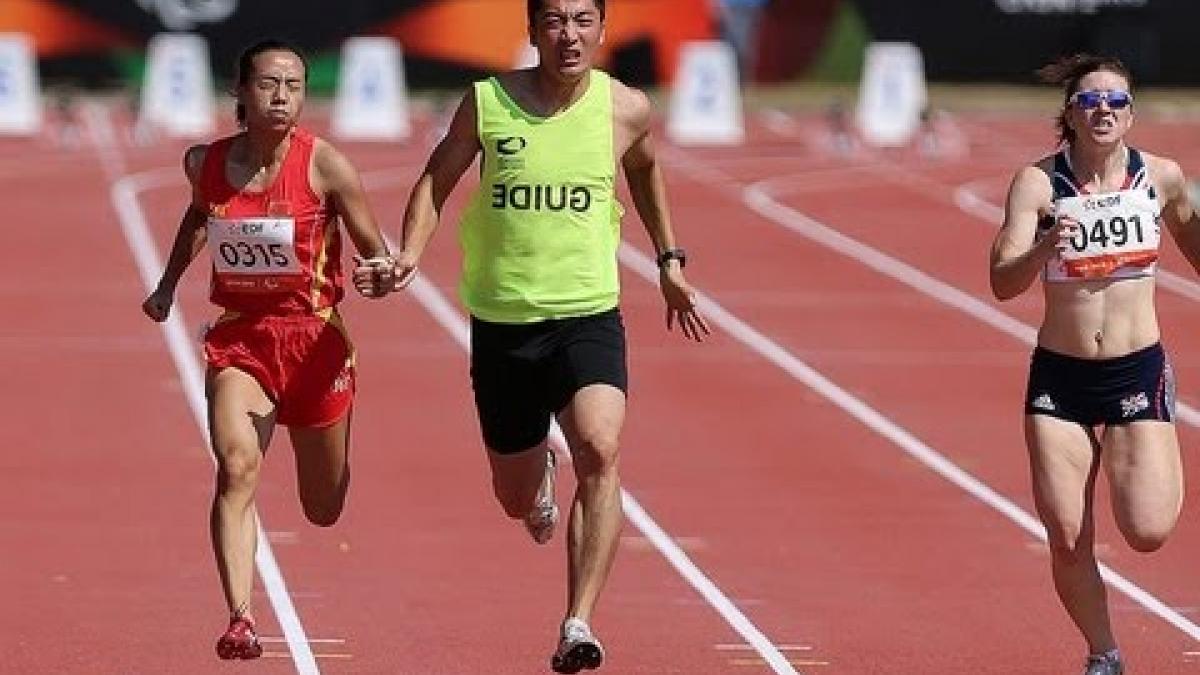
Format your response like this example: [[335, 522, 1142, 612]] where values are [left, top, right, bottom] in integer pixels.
[[551, 642, 603, 673], [216, 640, 263, 660], [526, 504, 559, 545], [526, 451, 559, 544]]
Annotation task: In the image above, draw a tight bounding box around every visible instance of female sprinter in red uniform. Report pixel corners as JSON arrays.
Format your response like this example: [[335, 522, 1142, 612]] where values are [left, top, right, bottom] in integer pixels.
[[142, 39, 395, 659]]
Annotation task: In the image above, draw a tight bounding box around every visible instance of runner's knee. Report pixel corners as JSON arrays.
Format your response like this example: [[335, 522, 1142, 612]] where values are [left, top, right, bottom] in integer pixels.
[[215, 446, 261, 493], [571, 432, 620, 478]]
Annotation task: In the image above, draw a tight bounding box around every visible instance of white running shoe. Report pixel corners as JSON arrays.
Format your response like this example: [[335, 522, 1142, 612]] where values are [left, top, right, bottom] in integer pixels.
[[524, 450, 558, 545], [551, 617, 604, 673]]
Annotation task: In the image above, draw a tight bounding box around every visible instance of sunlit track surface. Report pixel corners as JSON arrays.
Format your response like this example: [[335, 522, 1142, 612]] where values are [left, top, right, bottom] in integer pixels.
[[7, 100, 1200, 673]]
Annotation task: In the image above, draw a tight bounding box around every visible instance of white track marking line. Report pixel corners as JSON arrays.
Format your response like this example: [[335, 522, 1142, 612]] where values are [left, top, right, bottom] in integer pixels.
[[717, 107, 1200, 301], [769, 112, 1200, 305], [741, 173, 1039, 343], [739, 171, 1200, 431], [365, 219, 801, 674], [109, 161, 800, 675], [83, 104, 320, 675], [659, 151, 1200, 642], [716, 643, 814, 651]]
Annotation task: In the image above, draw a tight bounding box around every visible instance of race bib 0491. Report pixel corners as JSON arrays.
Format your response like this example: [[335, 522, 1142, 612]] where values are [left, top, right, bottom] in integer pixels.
[[1046, 189, 1160, 281]]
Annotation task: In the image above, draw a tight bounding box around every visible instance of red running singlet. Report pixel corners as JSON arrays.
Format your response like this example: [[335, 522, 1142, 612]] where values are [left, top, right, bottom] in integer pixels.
[[198, 127, 344, 315]]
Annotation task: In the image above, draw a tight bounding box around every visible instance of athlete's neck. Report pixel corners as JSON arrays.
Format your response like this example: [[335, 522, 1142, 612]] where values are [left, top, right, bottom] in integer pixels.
[[530, 67, 591, 116], [1067, 141, 1128, 191], [238, 127, 292, 172]]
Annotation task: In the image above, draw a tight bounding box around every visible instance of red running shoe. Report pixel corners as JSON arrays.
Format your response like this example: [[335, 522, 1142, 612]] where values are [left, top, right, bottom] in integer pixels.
[[216, 615, 263, 660]]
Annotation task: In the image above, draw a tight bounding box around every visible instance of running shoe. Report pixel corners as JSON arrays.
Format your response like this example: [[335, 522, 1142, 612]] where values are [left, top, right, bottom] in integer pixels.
[[524, 450, 559, 545], [1083, 651, 1123, 675], [550, 617, 604, 673], [216, 614, 263, 660]]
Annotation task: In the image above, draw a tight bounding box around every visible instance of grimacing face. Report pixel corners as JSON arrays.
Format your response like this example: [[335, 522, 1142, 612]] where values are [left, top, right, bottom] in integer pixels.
[[240, 50, 306, 131], [529, 0, 605, 81], [1066, 69, 1134, 147]]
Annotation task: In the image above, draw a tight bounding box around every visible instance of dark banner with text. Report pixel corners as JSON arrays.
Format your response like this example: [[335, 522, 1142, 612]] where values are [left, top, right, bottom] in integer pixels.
[[0, 0, 714, 87], [850, 0, 1192, 85]]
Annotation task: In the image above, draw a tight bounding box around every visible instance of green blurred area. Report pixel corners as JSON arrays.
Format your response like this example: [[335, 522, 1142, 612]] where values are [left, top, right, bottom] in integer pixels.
[[806, 0, 871, 84], [110, 49, 341, 96]]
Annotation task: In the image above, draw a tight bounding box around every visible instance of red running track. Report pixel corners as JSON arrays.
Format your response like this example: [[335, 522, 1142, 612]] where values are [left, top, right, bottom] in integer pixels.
[[4, 101, 1200, 673]]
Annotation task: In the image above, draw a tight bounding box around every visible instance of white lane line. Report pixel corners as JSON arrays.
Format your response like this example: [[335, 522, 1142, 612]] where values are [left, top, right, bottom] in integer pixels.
[[740, 172, 1200, 431], [84, 103, 320, 675], [660, 154, 1200, 642], [381, 242, 800, 675], [742, 175, 1039, 344], [626, 238, 1200, 643], [358, 169, 799, 673], [716, 643, 814, 652], [677, 109, 1200, 306], [115, 162, 801, 675], [260, 637, 347, 645]]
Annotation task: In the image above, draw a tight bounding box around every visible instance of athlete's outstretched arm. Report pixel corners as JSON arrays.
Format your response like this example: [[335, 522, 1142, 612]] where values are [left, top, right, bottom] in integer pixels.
[[314, 139, 395, 298], [1153, 155, 1200, 276], [143, 145, 210, 322], [397, 90, 481, 287], [618, 86, 709, 341], [990, 164, 1072, 300]]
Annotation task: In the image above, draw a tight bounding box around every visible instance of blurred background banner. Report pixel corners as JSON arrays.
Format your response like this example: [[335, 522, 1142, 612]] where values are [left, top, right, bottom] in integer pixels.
[[848, 0, 1173, 84], [758, 0, 1181, 85], [0, 0, 714, 89], [0, 0, 1191, 89]]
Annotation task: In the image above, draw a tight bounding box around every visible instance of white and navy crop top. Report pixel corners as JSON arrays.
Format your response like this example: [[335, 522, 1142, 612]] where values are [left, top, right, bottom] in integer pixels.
[[1039, 147, 1161, 282]]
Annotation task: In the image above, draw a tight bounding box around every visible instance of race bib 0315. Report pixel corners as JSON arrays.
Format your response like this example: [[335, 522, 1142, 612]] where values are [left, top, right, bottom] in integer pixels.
[[208, 216, 304, 292]]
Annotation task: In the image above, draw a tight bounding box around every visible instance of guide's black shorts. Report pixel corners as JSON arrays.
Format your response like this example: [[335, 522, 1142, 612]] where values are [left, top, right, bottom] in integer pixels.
[[470, 308, 628, 454]]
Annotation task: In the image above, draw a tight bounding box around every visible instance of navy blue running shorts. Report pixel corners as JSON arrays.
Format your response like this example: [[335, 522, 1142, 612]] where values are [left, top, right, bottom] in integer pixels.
[[1025, 342, 1175, 426]]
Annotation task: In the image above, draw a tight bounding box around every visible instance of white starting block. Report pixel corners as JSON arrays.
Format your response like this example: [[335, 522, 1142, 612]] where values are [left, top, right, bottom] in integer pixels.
[[667, 40, 744, 146], [138, 32, 216, 138], [856, 41, 927, 148], [332, 37, 411, 142], [0, 33, 41, 136]]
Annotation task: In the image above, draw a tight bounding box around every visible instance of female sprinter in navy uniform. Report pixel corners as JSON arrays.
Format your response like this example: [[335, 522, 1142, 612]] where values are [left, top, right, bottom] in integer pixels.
[[990, 54, 1200, 675]]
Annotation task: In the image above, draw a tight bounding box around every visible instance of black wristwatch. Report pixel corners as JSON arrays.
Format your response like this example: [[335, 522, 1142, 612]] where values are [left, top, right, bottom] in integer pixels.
[[656, 247, 687, 269]]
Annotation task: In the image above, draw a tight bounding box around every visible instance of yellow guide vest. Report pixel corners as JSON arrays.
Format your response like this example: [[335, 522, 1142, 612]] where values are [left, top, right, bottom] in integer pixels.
[[459, 70, 622, 323]]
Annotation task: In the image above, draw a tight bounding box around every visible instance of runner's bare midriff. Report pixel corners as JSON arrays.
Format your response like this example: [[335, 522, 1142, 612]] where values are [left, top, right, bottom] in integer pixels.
[[1039, 275, 1159, 358]]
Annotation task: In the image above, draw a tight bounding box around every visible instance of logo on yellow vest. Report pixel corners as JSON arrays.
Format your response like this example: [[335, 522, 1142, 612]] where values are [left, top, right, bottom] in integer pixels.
[[497, 136, 527, 155], [496, 136, 527, 170]]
